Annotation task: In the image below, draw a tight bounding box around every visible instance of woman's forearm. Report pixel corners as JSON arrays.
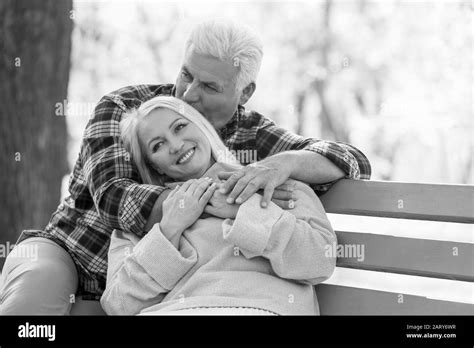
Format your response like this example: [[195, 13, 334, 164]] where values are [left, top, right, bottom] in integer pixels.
[[101, 228, 198, 314], [222, 190, 337, 284]]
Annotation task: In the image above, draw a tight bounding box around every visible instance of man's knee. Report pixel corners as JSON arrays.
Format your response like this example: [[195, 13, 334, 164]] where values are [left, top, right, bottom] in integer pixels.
[[0, 239, 78, 315]]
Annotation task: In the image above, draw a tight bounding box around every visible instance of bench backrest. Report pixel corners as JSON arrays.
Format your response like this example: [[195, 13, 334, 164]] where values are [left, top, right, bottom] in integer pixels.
[[316, 179, 474, 315]]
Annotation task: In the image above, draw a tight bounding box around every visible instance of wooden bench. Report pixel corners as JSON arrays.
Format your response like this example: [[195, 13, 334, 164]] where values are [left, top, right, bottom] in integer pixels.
[[316, 179, 474, 315], [71, 179, 474, 315]]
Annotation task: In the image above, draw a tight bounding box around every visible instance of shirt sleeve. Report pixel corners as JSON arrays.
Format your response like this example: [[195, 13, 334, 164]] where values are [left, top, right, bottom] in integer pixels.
[[255, 116, 371, 194], [81, 96, 166, 237], [221, 183, 337, 285], [100, 227, 198, 315]]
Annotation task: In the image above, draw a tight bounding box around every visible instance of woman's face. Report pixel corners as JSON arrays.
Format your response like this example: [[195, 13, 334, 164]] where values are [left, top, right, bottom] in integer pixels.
[[138, 108, 212, 181]]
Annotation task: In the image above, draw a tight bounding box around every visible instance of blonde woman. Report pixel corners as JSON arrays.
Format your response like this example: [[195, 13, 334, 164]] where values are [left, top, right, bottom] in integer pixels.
[[100, 96, 337, 315]]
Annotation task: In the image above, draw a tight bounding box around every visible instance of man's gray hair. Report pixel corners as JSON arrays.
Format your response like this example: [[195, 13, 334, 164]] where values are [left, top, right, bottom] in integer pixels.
[[185, 20, 263, 92]]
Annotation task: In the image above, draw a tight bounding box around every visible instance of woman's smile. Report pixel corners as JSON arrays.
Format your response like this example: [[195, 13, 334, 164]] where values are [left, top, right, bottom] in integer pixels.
[[177, 147, 196, 165]]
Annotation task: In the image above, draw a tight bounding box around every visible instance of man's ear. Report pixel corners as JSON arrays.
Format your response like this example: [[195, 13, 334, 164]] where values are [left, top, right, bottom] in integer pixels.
[[239, 82, 256, 105]]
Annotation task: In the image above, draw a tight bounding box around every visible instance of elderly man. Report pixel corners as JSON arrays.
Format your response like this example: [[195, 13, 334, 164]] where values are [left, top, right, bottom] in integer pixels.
[[0, 20, 371, 314]]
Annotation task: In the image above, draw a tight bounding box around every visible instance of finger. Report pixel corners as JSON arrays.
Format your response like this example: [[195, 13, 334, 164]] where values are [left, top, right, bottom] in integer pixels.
[[216, 171, 234, 181], [186, 178, 206, 194], [219, 171, 245, 194], [260, 184, 276, 208], [204, 205, 217, 216], [199, 182, 217, 204], [271, 189, 298, 201], [167, 185, 180, 198], [281, 178, 298, 188], [275, 182, 295, 192], [193, 178, 212, 197], [235, 180, 268, 205], [270, 198, 295, 210], [193, 178, 212, 198], [228, 176, 256, 204], [165, 181, 184, 189], [180, 179, 196, 192]]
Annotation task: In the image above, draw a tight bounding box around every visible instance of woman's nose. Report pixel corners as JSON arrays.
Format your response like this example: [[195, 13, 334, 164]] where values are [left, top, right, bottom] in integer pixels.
[[169, 139, 185, 154]]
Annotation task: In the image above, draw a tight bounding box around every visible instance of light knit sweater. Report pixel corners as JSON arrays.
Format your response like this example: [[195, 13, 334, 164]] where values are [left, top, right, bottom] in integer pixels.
[[100, 163, 337, 315]]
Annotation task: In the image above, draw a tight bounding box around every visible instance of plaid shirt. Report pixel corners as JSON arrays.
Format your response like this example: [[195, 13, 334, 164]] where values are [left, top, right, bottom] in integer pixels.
[[17, 84, 371, 299]]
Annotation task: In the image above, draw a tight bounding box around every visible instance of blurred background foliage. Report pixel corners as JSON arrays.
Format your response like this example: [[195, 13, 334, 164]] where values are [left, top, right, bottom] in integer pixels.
[[67, 0, 472, 187]]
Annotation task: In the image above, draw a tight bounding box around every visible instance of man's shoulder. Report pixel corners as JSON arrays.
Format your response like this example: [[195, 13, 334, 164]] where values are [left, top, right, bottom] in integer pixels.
[[101, 84, 175, 110]]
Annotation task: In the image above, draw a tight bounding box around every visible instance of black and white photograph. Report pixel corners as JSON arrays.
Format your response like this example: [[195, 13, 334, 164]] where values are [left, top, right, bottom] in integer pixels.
[[0, 0, 473, 346]]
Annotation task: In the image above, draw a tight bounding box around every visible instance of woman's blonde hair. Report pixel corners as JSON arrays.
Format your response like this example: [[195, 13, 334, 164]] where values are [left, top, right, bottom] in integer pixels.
[[120, 96, 241, 185]]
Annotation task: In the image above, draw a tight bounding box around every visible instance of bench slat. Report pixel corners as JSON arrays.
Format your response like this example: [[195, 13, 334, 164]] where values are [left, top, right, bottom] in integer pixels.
[[334, 231, 474, 282], [320, 180, 474, 223], [315, 284, 474, 315]]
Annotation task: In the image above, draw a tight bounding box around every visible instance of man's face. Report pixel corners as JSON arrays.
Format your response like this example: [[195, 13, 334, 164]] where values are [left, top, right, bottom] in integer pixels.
[[175, 49, 242, 130]]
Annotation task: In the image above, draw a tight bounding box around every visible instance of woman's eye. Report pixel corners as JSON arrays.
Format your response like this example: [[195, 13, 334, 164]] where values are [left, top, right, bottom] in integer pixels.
[[175, 123, 187, 132], [152, 142, 163, 152]]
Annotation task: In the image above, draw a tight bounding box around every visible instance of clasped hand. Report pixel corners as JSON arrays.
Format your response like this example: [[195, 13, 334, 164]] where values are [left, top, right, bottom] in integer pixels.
[[160, 178, 217, 248]]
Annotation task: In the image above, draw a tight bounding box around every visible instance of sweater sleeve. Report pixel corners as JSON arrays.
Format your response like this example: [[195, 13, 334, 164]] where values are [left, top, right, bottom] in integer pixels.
[[100, 225, 197, 315], [221, 183, 337, 285]]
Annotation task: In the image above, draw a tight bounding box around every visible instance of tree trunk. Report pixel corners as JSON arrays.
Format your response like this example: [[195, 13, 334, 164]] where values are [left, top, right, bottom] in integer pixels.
[[313, 0, 349, 143], [0, 0, 73, 267]]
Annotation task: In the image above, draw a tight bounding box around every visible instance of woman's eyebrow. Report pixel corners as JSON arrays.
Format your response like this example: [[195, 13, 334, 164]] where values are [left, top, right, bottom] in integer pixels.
[[168, 118, 182, 130]]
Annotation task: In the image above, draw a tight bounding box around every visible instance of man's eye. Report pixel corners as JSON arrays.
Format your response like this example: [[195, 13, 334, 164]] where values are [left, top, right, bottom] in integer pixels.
[[181, 71, 191, 81], [205, 84, 217, 92]]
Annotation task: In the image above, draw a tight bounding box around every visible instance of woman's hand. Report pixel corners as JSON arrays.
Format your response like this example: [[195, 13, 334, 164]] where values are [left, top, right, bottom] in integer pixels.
[[160, 178, 217, 247], [203, 179, 299, 219], [204, 184, 240, 219]]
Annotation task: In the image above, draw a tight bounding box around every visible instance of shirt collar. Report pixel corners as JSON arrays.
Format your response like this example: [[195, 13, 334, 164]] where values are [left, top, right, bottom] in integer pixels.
[[217, 105, 243, 140]]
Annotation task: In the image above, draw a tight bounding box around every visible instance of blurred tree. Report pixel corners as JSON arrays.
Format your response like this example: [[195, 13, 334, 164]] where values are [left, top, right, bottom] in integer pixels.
[[136, 3, 177, 84], [0, 0, 72, 266], [63, 1, 472, 185]]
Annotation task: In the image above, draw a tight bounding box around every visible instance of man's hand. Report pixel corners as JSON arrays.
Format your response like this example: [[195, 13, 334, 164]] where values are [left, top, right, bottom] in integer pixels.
[[204, 180, 298, 218], [204, 186, 240, 219], [217, 156, 295, 208]]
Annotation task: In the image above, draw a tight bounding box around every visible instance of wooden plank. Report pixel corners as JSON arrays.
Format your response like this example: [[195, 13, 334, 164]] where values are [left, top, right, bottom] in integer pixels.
[[319, 180, 474, 223], [315, 284, 474, 315], [333, 231, 474, 282]]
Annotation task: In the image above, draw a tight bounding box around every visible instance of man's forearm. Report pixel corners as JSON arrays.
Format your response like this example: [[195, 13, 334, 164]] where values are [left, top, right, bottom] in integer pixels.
[[278, 150, 345, 184], [144, 188, 171, 232]]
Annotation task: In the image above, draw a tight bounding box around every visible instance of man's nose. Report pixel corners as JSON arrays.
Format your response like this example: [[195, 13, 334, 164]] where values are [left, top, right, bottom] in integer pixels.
[[182, 81, 199, 104]]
